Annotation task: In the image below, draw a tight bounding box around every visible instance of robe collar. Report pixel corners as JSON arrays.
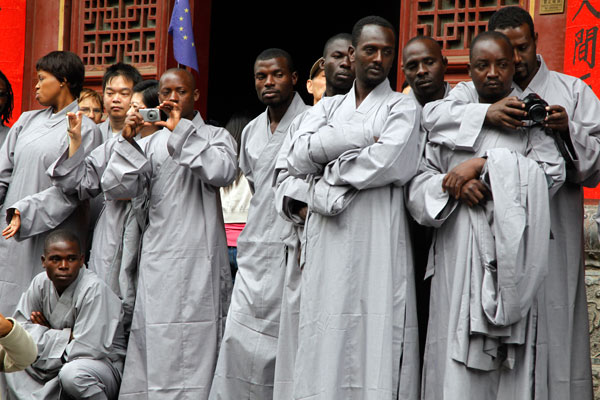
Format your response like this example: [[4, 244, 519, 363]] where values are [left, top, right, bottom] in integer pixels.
[[408, 81, 452, 108], [348, 78, 393, 114], [515, 55, 550, 97], [45, 100, 78, 129], [266, 92, 306, 135], [190, 110, 205, 128]]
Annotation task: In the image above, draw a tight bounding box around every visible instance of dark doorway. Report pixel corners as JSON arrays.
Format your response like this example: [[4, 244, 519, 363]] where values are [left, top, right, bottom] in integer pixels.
[[206, 2, 401, 126]]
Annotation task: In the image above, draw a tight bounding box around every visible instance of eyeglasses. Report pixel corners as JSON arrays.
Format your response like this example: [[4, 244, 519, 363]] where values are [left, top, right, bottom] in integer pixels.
[[0, 91, 8, 98]]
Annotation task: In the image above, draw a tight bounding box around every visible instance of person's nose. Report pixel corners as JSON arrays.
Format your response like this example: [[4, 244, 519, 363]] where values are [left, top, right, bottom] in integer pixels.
[[265, 74, 275, 87], [168, 91, 180, 102], [373, 50, 383, 64], [417, 62, 427, 76], [487, 64, 499, 78], [341, 55, 351, 68], [513, 49, 522, 65]]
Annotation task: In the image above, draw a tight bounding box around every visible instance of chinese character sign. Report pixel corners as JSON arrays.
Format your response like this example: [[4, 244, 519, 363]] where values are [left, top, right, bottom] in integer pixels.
[[564, 0, 600, 198]]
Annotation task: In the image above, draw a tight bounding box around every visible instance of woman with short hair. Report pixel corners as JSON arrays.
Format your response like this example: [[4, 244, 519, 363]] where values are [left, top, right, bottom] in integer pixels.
[[0, 51, 102, 315]]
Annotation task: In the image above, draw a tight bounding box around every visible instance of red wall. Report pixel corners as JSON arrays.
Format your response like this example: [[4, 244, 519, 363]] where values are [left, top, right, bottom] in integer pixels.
[[0, 0, 26, 126]]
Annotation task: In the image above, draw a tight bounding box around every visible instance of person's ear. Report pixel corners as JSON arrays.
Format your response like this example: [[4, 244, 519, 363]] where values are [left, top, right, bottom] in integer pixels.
[[442, 56, 448, 72], [319, 58, 325, 69], [193, 88, 200, 102], [306, 79, 314, 95], [41, 255, 46, 266], [467, 63, 472, 78], [291, 71, 298, 86], [349, 46, 356, 63]]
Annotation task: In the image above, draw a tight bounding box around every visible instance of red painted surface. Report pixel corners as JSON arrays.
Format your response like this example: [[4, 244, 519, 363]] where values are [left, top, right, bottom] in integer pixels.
[[564, 0, 600, 199], [0, 0, 26, 126]]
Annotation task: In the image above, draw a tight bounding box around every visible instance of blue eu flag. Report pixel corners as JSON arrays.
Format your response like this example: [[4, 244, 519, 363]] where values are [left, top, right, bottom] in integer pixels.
[[168, 0, 199, 71]]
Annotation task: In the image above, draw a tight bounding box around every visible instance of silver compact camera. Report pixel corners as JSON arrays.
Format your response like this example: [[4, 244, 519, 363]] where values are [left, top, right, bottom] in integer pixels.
[[139, 108, 167, 122]]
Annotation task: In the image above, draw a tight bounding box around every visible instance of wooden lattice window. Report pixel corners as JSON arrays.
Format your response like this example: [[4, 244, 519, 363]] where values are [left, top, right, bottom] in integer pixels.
[[399, 0, 529, 84], [71, 0, 171, 80], [412, 0, 527, 56]]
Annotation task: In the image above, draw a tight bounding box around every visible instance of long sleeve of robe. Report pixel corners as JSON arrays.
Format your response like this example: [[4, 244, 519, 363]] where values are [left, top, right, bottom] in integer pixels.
[[0, 103, 102, 316], [209, 93, 309, 400], [112, 112, 237, 400], [5, 268, 123, 399], [285, 80, 421, 400], [420, 57, 597, 399], [0, 318, 37, 373]]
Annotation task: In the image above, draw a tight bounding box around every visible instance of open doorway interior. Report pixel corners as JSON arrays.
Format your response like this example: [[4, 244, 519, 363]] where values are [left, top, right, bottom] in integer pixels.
[[206, 2, 401, 126]]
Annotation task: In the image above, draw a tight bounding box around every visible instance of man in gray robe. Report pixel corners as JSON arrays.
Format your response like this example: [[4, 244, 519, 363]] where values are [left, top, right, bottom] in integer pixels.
[[208, 48, 309, 400], [5, 229, 123, 399], [272, 32, 354, 400], [423, 6, 600, 398], [408, 31, 565, 400], [286, 16, 421, 399], [101, 68, 237, 400], [401, 35, 451, 361]]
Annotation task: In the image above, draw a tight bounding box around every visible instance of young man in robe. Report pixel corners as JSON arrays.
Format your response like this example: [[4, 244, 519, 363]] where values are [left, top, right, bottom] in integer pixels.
[[423, 6, 600, 398], [208, 48, 309, 400], [401, 35, 450, 361], [271, 32, 355, 399], [5, 229, 123, 399], [286, 16, 421, 399], [99, 63, 142, 141], [402, 36, 450, 110], [408, 30, 565, 400], [101, 68, 237, 400]]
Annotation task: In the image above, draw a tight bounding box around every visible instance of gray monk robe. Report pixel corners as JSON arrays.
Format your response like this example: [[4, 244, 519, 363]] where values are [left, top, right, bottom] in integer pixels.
[[271, 111, 312, 400], [423, 56, 600, 399], [0, 101, 102, 316], [286, 79, 421, 400], [209, 93, 308, 399], [5, 268, 124, 399], [407, 117, 564, 399], [0, 125, 9, 147], [47, 136, 151, 336], [103, 112, 237, 400]]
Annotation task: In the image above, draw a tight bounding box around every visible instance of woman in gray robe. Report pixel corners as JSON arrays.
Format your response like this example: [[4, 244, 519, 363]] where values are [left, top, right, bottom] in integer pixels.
[[0, 51, 102, 316]]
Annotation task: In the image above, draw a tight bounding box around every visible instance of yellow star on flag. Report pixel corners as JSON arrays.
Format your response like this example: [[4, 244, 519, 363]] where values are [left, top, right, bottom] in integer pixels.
[[184, 8, 189, 13], [183, 35, 188, 40], [179, 26, 183, 31], [179, 16, 183, 21], [192, 43, 195, 47]]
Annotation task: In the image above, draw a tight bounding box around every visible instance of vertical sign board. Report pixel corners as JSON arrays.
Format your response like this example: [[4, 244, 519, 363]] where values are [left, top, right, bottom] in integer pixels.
[[0, 1, 26, 127], [564, 0, 600, 198]]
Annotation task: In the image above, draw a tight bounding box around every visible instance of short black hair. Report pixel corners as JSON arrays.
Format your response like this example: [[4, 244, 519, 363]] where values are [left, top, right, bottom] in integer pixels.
[[0, 69, 14, 126], [488, 6, 535, 39], [133, 79, 159, 109], [255, 48, 296, 73], [36, 51, 85, 98], [44, 229, 82, 255], [323, 33, 352, 58], [351, 16, 396, 47], [404, 35, 441, 49], [102, 62, 143, 92], [469, 31, 514, 62]]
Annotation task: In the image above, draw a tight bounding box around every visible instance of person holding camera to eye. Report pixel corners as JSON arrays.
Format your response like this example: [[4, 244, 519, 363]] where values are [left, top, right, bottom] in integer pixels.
[[421, 6, 600, 399]]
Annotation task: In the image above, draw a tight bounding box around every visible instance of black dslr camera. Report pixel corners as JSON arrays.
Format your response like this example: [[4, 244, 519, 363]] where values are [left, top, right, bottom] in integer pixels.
[[522, 93, 548, 123]]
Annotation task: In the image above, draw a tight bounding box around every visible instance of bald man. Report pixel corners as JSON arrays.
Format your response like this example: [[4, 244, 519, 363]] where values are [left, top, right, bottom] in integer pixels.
[[101, 68, 237, 399]]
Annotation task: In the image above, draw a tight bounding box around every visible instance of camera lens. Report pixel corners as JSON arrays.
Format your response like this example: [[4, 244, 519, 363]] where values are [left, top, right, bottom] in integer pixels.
[[148, 110, 157, 119], [528, 104, 547, 123]]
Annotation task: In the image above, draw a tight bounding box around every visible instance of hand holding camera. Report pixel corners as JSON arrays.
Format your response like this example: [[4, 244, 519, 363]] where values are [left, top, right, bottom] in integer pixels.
[[484, 96, 527, 130]]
